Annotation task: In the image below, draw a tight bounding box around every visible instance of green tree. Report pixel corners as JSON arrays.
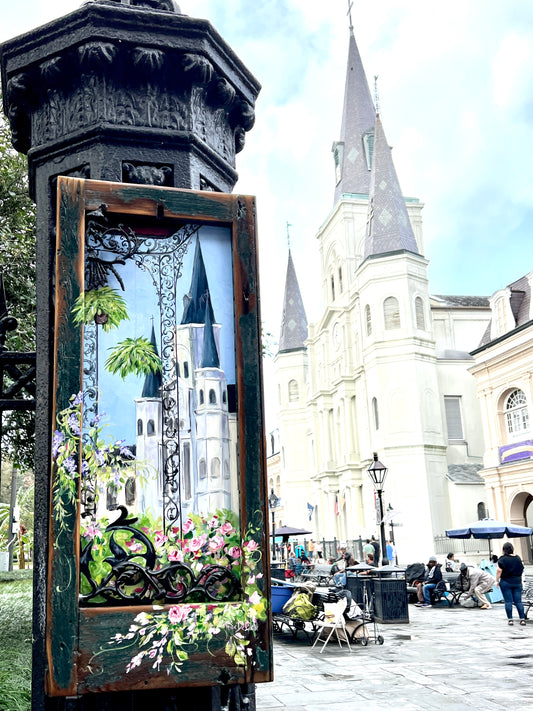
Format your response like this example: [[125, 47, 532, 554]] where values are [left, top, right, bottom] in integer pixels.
[[0, 93, 36, 471]]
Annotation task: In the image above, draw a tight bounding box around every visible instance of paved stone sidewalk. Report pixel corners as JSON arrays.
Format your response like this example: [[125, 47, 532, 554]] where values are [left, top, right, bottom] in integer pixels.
[[256, 603, 532, 711]]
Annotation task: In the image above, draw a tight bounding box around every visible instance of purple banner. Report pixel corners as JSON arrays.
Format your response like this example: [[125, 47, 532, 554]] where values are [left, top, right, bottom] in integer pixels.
[[499, 440, 533, 464]]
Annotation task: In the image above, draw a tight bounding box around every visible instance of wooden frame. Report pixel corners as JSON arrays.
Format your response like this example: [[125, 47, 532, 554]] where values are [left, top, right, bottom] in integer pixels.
[[48, 177, 272, 696]]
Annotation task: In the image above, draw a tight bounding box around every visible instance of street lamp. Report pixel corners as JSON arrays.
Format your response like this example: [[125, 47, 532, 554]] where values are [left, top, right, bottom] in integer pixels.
[[268, 489, 278, 561], [367, 452, 389, 566]]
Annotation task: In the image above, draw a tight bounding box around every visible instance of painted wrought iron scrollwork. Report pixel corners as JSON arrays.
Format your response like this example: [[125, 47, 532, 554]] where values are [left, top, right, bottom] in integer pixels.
[[81, 205, 200, 529], [80, 507, 241, 606]]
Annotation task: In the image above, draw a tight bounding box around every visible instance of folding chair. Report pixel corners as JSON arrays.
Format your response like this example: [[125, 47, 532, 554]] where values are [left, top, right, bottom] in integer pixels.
[[311, 597, 352, 653]]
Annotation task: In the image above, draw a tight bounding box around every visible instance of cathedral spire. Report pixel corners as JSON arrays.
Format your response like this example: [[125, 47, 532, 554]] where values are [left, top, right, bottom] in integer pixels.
[[363, 114, 419, 259], [141, 321, 162, 397], [181, 238, 215, 325], [333, 25, 376, 203], [201, 295, 220, 368], [278, 250, 308, 353]]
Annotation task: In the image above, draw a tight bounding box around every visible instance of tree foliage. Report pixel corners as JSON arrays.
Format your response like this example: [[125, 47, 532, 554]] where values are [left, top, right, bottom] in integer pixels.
[[0, 93, 36, 471]]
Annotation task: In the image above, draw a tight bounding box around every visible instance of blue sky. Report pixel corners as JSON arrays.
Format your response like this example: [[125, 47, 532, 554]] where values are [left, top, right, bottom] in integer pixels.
[[2, 1, 533, 427]]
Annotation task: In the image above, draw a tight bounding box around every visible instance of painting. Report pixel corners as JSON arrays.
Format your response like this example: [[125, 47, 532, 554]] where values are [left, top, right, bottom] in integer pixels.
[[47, 177, 272, 696]]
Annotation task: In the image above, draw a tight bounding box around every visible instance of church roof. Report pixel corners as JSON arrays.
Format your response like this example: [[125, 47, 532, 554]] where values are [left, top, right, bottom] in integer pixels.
[[201, 295, 220, 368], [181, 238, 216, 325], [141, 323, 162, 397], [476, 273, 532, 349], [333, 29, 375, 203], [447, 464, 484, 484], [363, 115, 419, 259], [430, 295, 490, 308], [278, 250, 308, 353]]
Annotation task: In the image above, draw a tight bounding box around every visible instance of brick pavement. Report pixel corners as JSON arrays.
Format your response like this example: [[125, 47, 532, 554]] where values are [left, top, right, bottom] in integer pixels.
[[256, 600, 532, 711]]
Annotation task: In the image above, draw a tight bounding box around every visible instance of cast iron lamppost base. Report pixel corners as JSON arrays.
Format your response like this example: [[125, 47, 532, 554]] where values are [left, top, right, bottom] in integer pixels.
[[367, 452, 389, 566]]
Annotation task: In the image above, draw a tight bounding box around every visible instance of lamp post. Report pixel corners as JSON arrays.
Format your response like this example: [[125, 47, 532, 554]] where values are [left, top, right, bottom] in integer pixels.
[[268, 489, 278, 561], [367, 452, 389, 566]]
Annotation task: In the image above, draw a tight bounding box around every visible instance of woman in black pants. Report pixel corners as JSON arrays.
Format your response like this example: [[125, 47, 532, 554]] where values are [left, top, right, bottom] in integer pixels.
[[495, 542, 526, 626]]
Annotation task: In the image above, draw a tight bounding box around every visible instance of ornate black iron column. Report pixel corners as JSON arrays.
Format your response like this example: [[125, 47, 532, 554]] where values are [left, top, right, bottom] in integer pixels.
[[1, 2, 260, 709]]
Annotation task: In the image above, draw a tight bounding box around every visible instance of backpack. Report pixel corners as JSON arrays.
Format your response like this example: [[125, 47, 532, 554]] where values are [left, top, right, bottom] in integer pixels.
[[282, 592, 318, 621]]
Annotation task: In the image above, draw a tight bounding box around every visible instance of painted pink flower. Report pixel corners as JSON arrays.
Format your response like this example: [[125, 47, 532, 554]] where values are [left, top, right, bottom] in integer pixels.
[[244, 539, 259, 552], [247, 575, 256, 585], [125, 540, 143, 553], [208, 516, 219, 528], [182, 518, 195, 535], [154, 531, 168, 548], [208, 535, 225, 552], [227, 546, 242, 559], [168, 605, 193, 624], [168, 548, 184, 562], [248, 591, 261, 605], [84, 523, 101, 539], [189, 534, 207, 552], [219, 521, 234, 535]]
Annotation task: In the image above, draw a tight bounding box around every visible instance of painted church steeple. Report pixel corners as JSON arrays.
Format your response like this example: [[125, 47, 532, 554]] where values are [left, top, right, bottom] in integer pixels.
[[333, 26, 376, 203], [141, 322, 162, 397], [363, 114, 420, 259], [278, 250, 308, 353], [181, 238, 215, 326]]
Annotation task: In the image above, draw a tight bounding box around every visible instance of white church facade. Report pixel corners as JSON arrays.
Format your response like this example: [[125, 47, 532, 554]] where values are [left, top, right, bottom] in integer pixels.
[[270, 26, 493, 563]]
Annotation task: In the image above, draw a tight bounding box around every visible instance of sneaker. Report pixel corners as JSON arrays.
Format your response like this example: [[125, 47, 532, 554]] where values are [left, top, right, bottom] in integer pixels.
[[508, 620, 514, 626], [421, 603, 431, 607], [414, 602, 423, 607], [520, 619, 526, 626]]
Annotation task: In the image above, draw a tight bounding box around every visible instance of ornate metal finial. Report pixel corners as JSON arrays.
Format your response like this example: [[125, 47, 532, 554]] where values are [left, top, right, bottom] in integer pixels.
[[286, 221, 292, 251], [373, 75, 380, 115], [347, 0, 354, 31]]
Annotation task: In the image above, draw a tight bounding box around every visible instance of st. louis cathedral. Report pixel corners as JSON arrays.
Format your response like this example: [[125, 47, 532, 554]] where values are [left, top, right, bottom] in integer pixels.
[[270, 24, 492, 562]]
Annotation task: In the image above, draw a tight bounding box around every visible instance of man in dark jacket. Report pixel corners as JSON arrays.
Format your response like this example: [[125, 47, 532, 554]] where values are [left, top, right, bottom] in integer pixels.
[[415, 556, 443, 607], [371, 535, 380, 566]]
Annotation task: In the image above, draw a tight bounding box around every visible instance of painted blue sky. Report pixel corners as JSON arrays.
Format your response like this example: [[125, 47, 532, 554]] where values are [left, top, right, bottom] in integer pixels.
[[2, 1, 533, 428], [95, 225, 235, 444]]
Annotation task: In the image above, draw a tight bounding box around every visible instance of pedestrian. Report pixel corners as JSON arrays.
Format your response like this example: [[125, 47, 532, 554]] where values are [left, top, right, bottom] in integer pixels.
[[315, 540, 323, 559], [459, 563, 495, 609], [445, 552, 458, 572], [363, 539, 374, 559], [371, 535, 380, 566], [415, 555, 442, 607], [386, 539, 397, 566], [495, 542, 526, 626]]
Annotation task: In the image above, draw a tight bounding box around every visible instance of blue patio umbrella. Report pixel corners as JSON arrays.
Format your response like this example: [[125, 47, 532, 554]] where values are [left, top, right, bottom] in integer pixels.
[[445, 518, 532, 557]]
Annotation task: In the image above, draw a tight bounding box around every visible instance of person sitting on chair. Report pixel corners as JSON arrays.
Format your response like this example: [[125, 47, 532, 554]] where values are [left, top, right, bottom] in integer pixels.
[[415, 556, 442, 607]]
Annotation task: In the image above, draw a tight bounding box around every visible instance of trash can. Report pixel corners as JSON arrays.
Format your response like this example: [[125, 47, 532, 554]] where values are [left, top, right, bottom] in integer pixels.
[[346, 573, 374, 606], [372, 566, 409, 624]]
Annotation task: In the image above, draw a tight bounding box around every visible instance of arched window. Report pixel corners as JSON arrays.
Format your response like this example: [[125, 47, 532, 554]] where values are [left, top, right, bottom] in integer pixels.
[[211, 457, 221, 478], [137, 419, 143, 435], [223, 460, 230, 479], [384, 296, 400, 330], [415, 296, 425, 330], [222, 390, 227, 404], [183, 361, 189, 379], [338, 266, 343, 294], [199, 458, 207, 479], [209, 388, 217, 404], [147, 419, 155, 436], [365, 305, 372, 336], [331, 274, 335, 301], [505, 389, 529, 437], [125, 478, 136, 506], [372, 397, 379, 430], [477, 502, 487, 520], [199, 389, 204, 405], [183, 443, 191, 499], [288, 379, 299, 402]]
